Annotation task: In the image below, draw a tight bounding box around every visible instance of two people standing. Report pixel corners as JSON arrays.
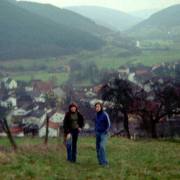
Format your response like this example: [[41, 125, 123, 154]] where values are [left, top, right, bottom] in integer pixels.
[[63, 102, 111, 166]]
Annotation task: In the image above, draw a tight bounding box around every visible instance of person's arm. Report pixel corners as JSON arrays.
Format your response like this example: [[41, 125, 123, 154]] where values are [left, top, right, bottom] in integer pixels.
[[78, 113, 85, 131], [63, 113, 69, 134], [104, 112, 111, 131]]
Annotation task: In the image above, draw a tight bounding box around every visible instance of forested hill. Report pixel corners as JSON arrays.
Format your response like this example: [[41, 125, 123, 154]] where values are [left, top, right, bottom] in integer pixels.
[[129, 4, 180, 39], [67, 6, 141, 31], [18, 1, 110, 36], [0, 0, 104, 60], [136, 4, 180, 27]]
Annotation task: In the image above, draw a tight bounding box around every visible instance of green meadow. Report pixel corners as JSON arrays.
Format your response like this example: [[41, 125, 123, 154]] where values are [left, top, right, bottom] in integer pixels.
[[1, 40, 180, 86], [0, 137, 180, 180]]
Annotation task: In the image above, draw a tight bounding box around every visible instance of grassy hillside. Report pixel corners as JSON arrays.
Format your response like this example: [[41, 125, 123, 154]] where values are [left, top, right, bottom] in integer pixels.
[[0, 0, 104, 60], [18, 1, 110, 36], [67, 6, 141, 31], [139, 4, 180, 27], [0, 137, 180, 179], [129, 4, 180, 40], [1, 43, 180, 85]]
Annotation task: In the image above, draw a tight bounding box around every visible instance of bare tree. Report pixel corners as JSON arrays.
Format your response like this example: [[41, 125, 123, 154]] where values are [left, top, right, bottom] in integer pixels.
[[2, 118, 17, 150], [101, 79, 138, 138], [134, 80, 180, 138]]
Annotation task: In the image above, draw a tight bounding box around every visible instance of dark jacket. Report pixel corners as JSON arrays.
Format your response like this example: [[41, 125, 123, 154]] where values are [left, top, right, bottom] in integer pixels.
[[95, 111, 111, 133], [63, 111, 84, 134]]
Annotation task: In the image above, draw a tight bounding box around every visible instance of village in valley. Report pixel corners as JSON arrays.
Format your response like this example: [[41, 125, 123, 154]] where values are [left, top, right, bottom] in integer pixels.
[[1, 1, 180, 178], [0, 61, 180, 139]]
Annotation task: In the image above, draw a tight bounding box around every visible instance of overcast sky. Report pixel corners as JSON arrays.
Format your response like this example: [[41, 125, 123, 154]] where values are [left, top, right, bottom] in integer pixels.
[[17, 0, 180, 12]]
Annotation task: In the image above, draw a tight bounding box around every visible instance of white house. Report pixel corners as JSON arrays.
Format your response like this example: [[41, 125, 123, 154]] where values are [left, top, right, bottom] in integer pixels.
[[2, 78, 18, 90], [0, 101, 8, 108], [12, 108, 31, 116], [34, 93, 46, 103], [85, 91, 96, 98], [25, 86, 33, 92], [84, 123, 90, 130], [6, 97, 17, 107], [39, 112, 65, 137], [118, 67, 130, 79], [136, 40, 141, 48], [50, 112, 65, 123], [90, 99, 103, 108], [128, 73, 136, 83], [22, 111, 47, 127]]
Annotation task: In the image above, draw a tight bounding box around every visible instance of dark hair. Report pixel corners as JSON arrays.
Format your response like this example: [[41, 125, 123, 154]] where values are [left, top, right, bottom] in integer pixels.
[[95, 102, 103, 110], [69, 102, 78, 112]]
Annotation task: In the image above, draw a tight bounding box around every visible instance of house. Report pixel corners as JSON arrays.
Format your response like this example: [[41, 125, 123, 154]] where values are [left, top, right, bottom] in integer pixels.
[[152, 64, 161, 71], [93, 84, 104, 94], [85, 91, 96, 98], [0, 122, 24, 137], [135, 70, 153, 84], [118, 66, 130, 79], [26, 91, 42, 102], [89, 99, 103, 108], [25, 86, 33, 92], [136, 41, 141, 48], [32, 80, 53, 94], [0, 95, 16, 108], [50, 112, 65, 123], [135, 69, 151, 76], [84, 123, 90, 130], [22, 109, 46, 127], [0, 101, 9, 108], [2, 78, 18, 90], [12, 108, 31, 116], [39, 112, 65, 137], [6, 97, 17, 108], [128, 73, 136, 83], [34, 94, 46, 103], [10, 125, 24, 137], [17, 94, 34, 109]]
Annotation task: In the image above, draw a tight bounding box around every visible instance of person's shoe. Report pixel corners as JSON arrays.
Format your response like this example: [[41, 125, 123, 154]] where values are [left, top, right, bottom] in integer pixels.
[[70, 159, 77, 163], [100, 163, 109, 168]]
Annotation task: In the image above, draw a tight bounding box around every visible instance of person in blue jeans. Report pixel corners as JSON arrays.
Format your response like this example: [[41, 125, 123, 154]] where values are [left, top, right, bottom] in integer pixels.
[[63, 103, 84, 163], [95, 102, 111, 166]]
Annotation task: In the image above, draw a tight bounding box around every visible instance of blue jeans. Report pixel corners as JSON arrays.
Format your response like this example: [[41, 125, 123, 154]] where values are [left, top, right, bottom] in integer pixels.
[[66, 129, 79, 162], [96, 132, 108, 165]]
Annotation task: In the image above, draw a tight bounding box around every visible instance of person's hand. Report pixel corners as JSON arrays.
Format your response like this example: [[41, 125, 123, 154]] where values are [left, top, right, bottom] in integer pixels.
[[78, 128, 82, 132]]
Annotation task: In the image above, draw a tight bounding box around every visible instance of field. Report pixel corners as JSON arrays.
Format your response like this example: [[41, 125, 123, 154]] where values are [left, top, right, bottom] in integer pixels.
[[0, 57, 70, 85], [0, 137, 180, 179], [0, 40, 180, 86], [13, 72, 69, 85]]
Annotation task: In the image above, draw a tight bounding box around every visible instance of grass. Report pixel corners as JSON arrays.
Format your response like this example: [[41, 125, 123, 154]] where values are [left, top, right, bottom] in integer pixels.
[[13, 72, 69, 85], [5, 49, 180, 75], [0, 137, 180, 179], [0, 57, 68, 69], [1, 40, 180, 87], [131, 50, 180, 66], [84, 50, 180, 69]]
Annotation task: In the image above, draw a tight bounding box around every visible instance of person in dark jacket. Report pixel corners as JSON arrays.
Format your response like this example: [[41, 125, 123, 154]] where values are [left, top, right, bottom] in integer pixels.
[[63, 103, 84, 162], [95, 102, 111, 166]]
